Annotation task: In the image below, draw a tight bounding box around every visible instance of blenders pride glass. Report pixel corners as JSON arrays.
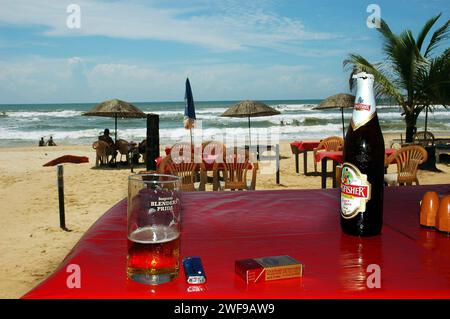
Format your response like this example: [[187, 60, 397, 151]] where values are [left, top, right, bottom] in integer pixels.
[[127, 173, 182, 285]]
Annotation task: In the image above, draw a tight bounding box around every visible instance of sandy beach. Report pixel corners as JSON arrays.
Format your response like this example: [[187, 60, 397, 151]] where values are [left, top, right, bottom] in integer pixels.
[[0, 135, 449, 298]]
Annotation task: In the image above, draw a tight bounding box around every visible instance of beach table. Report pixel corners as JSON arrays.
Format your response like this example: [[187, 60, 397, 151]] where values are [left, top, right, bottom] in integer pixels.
[[290, 141, 321, 175], [316, 149, 397, 189], [22, 185, 450, 299], [315, 151, 343, 189]]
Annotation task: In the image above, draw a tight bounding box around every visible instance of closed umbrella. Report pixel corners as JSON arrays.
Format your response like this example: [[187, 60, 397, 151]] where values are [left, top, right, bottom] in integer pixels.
[[220, 100, 280, 145], [313, 93, 355, 139], [82, 99, 147, 143], [184, 78, 196, 146]]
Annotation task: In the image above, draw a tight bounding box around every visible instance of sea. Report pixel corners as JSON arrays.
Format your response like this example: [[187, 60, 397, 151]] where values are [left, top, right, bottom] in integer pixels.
[[0, 100, 449, 147]]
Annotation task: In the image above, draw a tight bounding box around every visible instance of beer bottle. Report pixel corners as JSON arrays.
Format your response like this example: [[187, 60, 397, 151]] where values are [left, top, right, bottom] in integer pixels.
[[340, 72, 385, 236]]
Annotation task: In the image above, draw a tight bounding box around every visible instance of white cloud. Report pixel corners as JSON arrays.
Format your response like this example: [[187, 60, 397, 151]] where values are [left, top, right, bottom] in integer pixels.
[[0, 56, 89, 103], [0, 0, 337, 51], [0, 56, 347, 103]]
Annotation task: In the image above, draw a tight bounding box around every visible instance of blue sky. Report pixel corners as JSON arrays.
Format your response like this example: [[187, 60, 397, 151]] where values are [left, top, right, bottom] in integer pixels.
[[0, 0, 448, 104]]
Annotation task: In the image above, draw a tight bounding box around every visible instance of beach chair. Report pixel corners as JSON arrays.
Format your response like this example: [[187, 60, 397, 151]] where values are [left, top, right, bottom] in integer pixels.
[[413, 131, 435, 147], [214, 151, 258, 191], [158, 156, 206, 192], [117, 139, 130, 164], [171, 141, 202, 162], [203, 141, 226, 162], [92, 140, 111, 167], [313, 136, 344, 172], [384, 145, 428, 186], [203, 141, 226, 185]]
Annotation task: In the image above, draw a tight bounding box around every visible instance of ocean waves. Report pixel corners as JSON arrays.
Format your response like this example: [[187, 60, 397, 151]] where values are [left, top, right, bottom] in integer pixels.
[[5, 110, 84, 118], [0, 101, 449, 146]]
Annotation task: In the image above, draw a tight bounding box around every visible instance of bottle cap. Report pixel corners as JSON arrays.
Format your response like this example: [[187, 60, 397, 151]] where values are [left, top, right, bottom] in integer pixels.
[[352, 72, 374, 80]]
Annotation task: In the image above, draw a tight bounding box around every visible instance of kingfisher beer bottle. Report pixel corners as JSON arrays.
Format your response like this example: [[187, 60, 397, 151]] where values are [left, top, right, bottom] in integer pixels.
[[340, 72, 385, 236]]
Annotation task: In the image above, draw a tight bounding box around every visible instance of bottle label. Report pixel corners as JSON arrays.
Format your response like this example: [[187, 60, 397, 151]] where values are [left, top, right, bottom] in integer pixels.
[[351, 72, 376, 131], [340, 163, 371, 219], [351, 96, 376, 130]]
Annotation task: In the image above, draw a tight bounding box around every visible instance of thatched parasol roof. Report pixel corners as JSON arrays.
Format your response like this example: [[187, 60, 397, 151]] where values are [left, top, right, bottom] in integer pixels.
[[313, 93, 355, 110], [83, 99, 147, 118], [313, 93, 355, 139], [221, 100, 280, 118]]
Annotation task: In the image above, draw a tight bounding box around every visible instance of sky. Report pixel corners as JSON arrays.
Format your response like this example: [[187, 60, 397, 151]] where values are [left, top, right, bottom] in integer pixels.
[[0, 0, 448, 104]]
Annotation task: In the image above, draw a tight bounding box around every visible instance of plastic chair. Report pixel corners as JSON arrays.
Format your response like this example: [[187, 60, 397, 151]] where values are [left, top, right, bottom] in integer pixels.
[[384, 145, 428, 186], [116, 139, 130, 163], [313, 136, 344, 172], [413, 131, 435, 147], [158, 156, 206, 192], [213, 151, 258, 191], [203, 141, 226, 163], [92, 140, 111, 167]]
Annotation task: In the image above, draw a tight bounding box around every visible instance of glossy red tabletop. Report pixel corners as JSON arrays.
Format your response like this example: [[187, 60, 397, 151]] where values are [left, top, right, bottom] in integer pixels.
[[22, 185, 450, 299]]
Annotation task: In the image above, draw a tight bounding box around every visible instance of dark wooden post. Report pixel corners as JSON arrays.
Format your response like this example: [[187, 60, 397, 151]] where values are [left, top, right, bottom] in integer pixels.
[[276, 144, 280, 185], [146, 114, 160, 171], [332, 160, 338, 188], [321, 158, 327, 189], [303, 151, 307, 175], [57, 165, 68, 231]]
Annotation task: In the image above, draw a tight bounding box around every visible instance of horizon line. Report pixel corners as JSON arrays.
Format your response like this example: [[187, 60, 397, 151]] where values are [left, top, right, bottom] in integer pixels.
[[0, 98, 328, 106]]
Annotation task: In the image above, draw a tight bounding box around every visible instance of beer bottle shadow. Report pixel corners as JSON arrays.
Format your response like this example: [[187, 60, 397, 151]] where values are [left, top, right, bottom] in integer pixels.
[[338, 233, 383, 292]]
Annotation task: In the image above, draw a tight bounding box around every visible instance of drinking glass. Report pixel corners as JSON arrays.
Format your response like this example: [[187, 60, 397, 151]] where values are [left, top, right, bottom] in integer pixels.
[[127, 173, 182, 285]]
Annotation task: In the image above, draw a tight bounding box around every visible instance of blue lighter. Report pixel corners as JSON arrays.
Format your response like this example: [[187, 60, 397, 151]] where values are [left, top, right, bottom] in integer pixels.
[[182, 256, 206, 284]]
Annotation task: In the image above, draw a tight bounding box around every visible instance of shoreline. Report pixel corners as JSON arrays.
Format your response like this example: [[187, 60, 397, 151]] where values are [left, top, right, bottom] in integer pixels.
[[2, 130, 450, 150]]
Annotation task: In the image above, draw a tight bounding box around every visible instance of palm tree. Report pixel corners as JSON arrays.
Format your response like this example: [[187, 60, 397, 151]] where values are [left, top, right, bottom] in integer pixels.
[[344, 14, 450, 142]]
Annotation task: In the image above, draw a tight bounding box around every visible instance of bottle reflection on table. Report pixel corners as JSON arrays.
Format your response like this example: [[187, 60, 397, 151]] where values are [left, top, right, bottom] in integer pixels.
[[338, 234, 383, 292]]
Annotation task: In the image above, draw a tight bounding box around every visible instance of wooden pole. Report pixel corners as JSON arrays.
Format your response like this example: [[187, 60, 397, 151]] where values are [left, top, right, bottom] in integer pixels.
[[57, 165, 68, 231], [276, 144, 280, 185], [146, 114, 160, 171], [341, 107, 345, 140], [424, 106, 428, 133], [248, 116, 251, 147], [114, 114, 118, 144]]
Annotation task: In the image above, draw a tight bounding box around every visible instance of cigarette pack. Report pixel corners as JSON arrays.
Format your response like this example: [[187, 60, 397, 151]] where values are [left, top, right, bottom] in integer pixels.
[[235, 255, 303, 284]]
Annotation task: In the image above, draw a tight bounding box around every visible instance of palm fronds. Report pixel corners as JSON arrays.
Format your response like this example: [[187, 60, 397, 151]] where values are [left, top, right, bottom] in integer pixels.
[[344, 14, 449, 142]]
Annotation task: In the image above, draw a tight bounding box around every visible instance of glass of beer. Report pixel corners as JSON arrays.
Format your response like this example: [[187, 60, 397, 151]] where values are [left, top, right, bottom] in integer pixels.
[[127, 173, 182, 285]]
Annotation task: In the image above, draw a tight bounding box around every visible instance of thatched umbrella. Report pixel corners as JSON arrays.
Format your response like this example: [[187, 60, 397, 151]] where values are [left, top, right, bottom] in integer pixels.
[[83, 99, 147, 143], [221, 100, 280, 144], [313, 93, 355, 139]]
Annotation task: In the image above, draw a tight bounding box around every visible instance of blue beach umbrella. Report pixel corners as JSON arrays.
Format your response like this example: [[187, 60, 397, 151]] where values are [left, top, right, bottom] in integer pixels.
[[184, 78, 196, 145]]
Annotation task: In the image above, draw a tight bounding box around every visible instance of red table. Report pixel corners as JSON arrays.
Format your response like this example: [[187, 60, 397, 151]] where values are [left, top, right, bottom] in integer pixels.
[[316, 149, 397, 189], [290, 141, 321, 175], [22, 185, 450, 299]]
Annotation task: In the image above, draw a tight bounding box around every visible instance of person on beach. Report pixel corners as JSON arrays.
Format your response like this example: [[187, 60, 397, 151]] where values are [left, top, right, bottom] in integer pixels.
[[38, 137, 45, 147], [99, 128, 117, 163], [47, 136, 57, 146]]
